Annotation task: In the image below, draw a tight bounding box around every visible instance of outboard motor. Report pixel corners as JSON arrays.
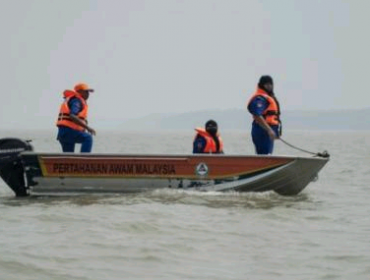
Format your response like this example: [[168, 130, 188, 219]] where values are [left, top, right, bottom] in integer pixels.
[[0, 138, 33, 196]]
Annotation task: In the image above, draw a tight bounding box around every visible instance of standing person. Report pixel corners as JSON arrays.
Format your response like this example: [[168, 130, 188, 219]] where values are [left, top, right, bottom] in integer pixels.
[[247, 75, 281, 155], [56, 83, 96, 153], [193, 120, 224, 154]]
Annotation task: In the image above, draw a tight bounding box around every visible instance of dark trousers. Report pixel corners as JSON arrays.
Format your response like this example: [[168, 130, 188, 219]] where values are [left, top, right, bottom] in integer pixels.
[[251, 123, 279, 155], [57, 126, 93, 153]]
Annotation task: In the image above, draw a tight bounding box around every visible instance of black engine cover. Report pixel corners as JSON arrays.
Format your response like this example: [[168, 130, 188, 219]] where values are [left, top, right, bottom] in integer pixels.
[[0, 138, 33, 196]]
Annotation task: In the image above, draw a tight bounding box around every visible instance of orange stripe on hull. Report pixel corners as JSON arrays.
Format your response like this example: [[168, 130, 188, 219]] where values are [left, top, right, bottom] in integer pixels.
[[38, 155, 294, 179]]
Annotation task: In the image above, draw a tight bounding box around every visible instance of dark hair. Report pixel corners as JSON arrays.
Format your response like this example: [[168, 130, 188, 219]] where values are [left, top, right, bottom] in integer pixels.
[[258, 75, 273, 88], [205, 119, 217, 128], [205, 120, 220, 152]]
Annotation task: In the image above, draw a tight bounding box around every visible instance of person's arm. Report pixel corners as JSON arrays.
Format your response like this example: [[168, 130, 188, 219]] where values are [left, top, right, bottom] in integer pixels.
[[69, 99, 96, 135], [248, 97, 277, 140], [69, 115, 96, 135], [253, 115, 277, 140], [193, 135, 206, 154]]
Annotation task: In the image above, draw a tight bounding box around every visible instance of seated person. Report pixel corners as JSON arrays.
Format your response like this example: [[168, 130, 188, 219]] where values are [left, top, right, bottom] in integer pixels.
[[193, 120, 224, 154]]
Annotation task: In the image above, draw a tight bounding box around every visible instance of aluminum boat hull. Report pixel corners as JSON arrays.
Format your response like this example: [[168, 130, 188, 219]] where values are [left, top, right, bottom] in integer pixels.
[[0, 138, 329, 196]]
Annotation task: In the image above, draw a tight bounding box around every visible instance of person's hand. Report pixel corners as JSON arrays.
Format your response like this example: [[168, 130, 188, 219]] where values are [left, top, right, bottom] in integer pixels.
[[268, 129, 277, 140], [87, 127, 96, 136]]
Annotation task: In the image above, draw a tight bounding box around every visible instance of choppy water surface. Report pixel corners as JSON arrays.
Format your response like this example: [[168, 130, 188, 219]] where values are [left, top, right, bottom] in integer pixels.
[[1, 130, 369, 280]]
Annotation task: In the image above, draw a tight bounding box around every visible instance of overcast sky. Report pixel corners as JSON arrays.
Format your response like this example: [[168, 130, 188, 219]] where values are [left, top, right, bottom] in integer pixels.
[[0, 0, 369, 129]]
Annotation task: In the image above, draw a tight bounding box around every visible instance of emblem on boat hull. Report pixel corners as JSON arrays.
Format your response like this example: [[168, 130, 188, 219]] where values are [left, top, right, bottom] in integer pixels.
[[195, 162, 208, 176]]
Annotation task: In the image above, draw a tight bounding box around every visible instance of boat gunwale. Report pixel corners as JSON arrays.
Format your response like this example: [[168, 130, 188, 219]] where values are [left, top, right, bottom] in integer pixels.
[[20, 152, 330, 162]]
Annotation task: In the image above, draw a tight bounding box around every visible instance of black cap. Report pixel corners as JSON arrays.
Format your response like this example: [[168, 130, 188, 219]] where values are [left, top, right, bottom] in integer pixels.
[[205, 119, 217, 128], [258, 75, 273, 88]]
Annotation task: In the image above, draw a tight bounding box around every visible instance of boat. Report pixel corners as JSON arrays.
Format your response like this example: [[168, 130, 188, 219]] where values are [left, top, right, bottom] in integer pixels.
[[0, 138, 329, 197]]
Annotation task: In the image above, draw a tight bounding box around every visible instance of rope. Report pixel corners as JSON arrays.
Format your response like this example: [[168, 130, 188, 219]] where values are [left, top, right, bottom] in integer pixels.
[[279, 138, 330, 158]]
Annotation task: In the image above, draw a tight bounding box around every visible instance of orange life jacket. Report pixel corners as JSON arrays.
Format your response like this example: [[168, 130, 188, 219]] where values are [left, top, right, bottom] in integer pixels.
[[56, 90, 88, 131], [248, 88, 281, 126], [194, 128, 224, 154]]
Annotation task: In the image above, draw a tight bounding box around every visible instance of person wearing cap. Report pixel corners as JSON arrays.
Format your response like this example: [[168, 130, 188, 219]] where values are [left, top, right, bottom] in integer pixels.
[[56, 83, 96, 153], [247, 75, 281, 155], [193, 120, 224, 154]]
